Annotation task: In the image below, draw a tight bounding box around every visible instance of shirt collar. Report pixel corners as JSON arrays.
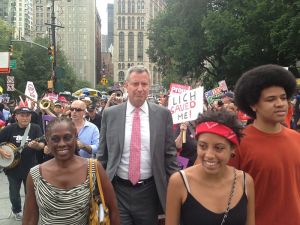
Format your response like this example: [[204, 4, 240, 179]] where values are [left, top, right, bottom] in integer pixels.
[[127, 100, 148, 115]]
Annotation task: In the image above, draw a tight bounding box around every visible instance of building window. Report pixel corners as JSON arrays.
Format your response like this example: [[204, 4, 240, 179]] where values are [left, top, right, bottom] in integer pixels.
[[122, 63, 125, 69], [132, 17, 135, 29], [122, 16, 125, 29], [137, 17, 140, 29], [128, 63, 131, 68], [132, 0, 135, 13], [137, 0, 140, 13], [128, 17, 131, 29], [118, 0, 121, 13], [128, 0, 131, 13], [118, 63, 121, 69], [141, 17, 144, 30], [121, 0, 125, 13], [119, 32, 125, 61], [118, 16, 121, 29], [128, 32, 134, 61], [119, 71, 125, 82], [141, 0, 144, 13], [137, 32, 143, 62]]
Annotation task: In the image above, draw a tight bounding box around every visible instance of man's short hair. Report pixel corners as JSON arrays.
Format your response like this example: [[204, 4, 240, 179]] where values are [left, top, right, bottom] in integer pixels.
[[125, 65, 150, 81], [234, 64, 296, 118]]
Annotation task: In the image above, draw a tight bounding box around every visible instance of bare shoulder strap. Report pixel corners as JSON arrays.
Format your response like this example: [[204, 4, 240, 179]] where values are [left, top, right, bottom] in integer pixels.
[[243, 171, 248, 197], [179, 170, 191, 193]]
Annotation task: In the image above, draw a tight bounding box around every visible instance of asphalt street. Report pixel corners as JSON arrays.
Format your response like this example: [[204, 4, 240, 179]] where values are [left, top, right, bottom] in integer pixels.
[[0, 170, 24, 225]]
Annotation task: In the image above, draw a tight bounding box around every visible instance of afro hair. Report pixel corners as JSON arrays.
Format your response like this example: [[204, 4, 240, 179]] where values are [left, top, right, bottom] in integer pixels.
[[234, 64, 296, 118]]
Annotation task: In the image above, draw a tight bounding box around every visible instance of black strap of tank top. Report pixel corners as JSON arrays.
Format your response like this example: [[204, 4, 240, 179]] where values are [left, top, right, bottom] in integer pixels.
[[179, 170, 189, 192], [243, 171, 246, 192]]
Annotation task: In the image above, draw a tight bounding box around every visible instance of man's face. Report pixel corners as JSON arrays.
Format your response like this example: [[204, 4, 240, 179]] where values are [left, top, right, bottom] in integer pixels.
[[16, 113, 31, 128], [87, 108, 96, 117], [222, 96, 232, 104], [125, 71, 150, 108], [159, 95, 168, 107], [53, 105, 62, 114], [252, 86, 288, 125], [70, 101, 86, 121]]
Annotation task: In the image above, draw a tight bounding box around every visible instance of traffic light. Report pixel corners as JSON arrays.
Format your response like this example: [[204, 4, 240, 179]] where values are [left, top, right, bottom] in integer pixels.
[[47, 46, 54, 63], [48, 46, 52, 56], [8, 44, 13, 55]]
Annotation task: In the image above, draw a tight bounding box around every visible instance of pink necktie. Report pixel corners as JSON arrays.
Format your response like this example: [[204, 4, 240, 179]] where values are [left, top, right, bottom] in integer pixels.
[[128, 108, 141, 185]]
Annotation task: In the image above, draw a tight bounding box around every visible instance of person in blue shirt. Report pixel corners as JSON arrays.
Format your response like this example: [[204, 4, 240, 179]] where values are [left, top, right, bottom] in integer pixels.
[[70, 100, 99, 158]]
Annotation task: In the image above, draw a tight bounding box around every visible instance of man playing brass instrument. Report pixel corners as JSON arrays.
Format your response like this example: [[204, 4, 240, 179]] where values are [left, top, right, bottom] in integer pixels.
[[0, 106, 44, 221]]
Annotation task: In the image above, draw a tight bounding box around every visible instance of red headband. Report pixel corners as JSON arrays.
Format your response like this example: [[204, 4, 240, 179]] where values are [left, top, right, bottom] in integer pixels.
[[195, 121, 238, 145]]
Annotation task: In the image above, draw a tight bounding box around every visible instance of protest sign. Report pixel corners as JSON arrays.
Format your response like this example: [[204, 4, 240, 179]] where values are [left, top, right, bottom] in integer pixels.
[[25, 81, 38, 108], [169, 83, 191, 95], [177, 156, 189, 169], [205, 86, 223, 105], [168, 87, 203, 124], [0, 94, 10, 103], [218, 80, 228, 92]]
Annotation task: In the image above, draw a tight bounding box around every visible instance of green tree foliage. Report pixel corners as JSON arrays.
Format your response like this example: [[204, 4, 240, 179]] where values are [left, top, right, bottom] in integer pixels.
[[0, 20, 13, 88], [148, 0, 300, 89], [0, 19, 91, 97]]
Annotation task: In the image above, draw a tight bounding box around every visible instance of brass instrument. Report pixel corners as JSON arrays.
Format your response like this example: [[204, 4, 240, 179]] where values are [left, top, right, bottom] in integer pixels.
[[39, 98, 54, 111], [13, 88, 56, 115]]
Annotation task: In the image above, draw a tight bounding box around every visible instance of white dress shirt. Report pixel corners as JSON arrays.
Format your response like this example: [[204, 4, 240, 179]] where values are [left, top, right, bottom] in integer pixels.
[[116, 101, 152, 180]]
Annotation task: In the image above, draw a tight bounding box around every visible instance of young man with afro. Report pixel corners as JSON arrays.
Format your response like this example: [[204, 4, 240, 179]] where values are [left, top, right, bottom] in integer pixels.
[[231, 64, 300, 225]]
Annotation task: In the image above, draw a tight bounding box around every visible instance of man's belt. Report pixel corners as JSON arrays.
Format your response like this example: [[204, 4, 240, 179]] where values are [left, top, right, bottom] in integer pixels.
[[114, 176, 154, 187]]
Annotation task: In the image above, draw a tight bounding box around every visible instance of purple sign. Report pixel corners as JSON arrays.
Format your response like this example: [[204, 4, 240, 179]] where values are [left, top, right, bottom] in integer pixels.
[[177, 156, 189, 169]]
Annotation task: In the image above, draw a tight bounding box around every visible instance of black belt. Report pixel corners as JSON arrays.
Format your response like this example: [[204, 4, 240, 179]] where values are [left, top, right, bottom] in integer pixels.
[[114, 176, 154, 187]]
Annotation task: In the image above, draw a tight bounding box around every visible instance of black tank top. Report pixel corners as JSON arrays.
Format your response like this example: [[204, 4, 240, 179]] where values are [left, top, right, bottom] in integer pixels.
[[179, 170, 247, 225]]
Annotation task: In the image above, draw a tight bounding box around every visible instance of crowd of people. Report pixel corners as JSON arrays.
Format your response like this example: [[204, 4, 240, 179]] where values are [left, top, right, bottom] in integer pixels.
[[0, 64, 299, 225]]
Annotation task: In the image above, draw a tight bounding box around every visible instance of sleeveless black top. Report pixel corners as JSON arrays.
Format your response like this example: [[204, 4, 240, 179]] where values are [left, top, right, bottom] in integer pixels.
[[180, 170, 247, 225]]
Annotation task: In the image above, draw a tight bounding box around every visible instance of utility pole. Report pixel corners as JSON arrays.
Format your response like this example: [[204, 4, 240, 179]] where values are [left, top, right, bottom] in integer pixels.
[[45, 0, 64, 89], [51, 0, 56, 69]]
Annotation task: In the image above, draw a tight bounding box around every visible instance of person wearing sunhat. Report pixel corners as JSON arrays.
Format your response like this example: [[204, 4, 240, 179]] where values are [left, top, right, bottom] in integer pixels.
[[0, 106, 44, 221]]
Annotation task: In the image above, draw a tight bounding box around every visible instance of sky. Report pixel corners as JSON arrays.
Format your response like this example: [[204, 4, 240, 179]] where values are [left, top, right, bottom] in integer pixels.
[[97, 0, 114, 35]]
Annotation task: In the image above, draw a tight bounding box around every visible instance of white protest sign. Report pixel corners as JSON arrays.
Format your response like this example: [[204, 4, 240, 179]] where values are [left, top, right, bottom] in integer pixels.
[[169, 83, 191, 95], [0, 52, 10, 73], [218, 80, 228, 92], [168, 87, 204, 124], [25, 81, 38, 108]]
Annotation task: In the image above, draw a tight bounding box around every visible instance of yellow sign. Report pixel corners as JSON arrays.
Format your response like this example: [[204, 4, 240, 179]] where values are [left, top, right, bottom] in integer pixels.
[[296, 78, 300, 86], [101, 78, 108, 85], [0, 86, 3, 93]]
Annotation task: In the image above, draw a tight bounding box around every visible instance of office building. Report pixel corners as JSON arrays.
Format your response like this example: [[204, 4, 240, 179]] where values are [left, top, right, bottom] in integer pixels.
[[113, 0, 165, 90]]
